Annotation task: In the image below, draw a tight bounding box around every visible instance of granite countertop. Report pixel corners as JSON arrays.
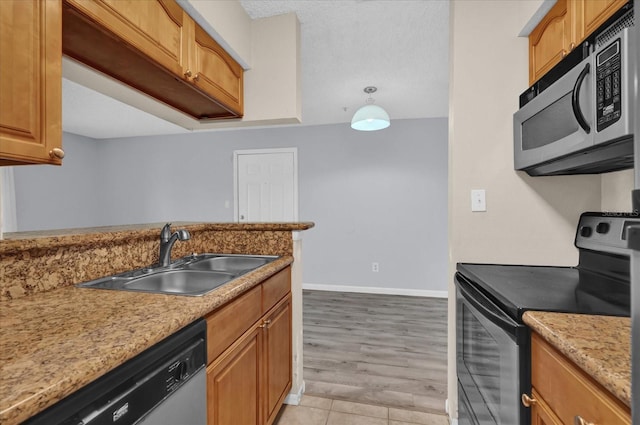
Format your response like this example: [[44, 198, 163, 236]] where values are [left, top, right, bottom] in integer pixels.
[[523, 311, 631, 407], [0, 256, 293, 425], [1, 222, 315, 253]]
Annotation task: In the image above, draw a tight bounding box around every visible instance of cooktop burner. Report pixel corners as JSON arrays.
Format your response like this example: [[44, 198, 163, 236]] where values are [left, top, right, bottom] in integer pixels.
[[457, 212, 637, 322], [456, 263, 629, 321]]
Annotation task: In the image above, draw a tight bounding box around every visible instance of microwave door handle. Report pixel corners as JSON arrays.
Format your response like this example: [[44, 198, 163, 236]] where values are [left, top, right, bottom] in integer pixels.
[[571, 62, 591, 133]]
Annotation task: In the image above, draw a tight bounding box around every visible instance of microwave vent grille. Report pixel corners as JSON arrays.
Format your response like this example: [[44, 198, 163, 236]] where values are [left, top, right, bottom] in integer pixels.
[[596, 9, 634, 47]]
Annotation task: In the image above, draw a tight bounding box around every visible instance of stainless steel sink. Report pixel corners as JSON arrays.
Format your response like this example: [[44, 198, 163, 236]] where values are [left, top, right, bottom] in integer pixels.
[[183, 254, 274, 272], [77, 254, 278, 296], [123, 270, 236, 296]]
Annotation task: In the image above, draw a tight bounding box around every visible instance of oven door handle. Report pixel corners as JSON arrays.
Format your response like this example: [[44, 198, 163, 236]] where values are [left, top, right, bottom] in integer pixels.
[[456, 274, 524, 342]]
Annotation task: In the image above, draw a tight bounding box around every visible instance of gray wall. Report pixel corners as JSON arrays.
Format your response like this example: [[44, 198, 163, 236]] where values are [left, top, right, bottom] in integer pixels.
[[14, 118, 448, 292]]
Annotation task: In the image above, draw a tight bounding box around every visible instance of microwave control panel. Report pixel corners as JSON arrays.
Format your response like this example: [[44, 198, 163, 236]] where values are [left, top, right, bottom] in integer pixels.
[[595, 37, 622, 132]]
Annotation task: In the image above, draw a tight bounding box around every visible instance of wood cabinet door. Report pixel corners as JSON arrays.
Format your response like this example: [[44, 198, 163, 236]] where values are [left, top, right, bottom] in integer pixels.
[[263, 296, 292, 425], [190, 23, 244, 117], [530, 389, 563, 425], [207, 326, 262, 425], [64, 0, 188, 76], [529, 0, 572, 84], [580, 0, 628, 37], [0, 0, 62, 165]]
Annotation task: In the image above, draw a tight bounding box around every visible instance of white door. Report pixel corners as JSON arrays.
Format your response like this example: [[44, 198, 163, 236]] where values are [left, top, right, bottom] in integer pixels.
[[234, 148, 298, 222]]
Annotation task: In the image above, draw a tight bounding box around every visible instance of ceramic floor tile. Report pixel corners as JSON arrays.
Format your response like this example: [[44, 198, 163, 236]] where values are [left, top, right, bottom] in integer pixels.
[[275, 405, 330, 425], [331, 400, 388, 419], [300, 395, 333, 410], [326, 411, 389, 425], [389, 408, 449, 424]]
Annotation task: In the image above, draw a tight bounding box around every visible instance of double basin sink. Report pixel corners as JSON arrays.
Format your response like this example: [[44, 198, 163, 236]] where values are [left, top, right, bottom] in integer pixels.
[[77, 254, 278, 296]]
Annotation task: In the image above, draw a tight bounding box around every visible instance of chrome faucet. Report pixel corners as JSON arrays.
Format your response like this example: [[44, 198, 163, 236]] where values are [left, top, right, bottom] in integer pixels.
[[158, 223, 191, 267]]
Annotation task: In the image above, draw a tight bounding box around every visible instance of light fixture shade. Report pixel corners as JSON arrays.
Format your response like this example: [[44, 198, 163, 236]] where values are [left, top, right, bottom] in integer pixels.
[[351, 104, 390, 131]]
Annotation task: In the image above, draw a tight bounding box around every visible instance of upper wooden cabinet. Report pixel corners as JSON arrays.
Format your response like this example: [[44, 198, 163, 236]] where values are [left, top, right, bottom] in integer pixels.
[[579, 0, 630, 37], [529, 0, 574, 85], [191, 23, 244, 116], [529, 0, 629, 84], [0, 0, 63, 166], [62, 0, 244, 120]]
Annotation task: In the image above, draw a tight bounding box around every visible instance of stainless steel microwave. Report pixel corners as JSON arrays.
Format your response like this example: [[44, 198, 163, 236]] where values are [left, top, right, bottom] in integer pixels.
[[513, 23, 635, 176]]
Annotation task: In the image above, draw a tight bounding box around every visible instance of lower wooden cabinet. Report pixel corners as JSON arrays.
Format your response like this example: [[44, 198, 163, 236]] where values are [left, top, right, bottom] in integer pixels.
[[530, 389, 562, 425], [263, 299, 292, 425], [205, 267, 292, 425], [523, 332, 630, 425], [207, 326, 261, 425]]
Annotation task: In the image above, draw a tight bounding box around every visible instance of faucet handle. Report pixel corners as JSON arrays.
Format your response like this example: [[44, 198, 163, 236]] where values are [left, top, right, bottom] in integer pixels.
[[176, 229, 191, 241], [161, 223, 172, 242]]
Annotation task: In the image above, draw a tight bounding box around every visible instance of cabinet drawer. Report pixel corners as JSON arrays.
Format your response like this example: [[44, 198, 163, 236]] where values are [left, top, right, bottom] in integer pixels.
[[262, 267, 291, 314], [206, 285, 261, 362], [531, 333, 630, 425]]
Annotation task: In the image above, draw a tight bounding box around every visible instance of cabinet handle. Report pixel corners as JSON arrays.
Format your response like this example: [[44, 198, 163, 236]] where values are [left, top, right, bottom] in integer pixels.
[[259, 319, 272, 329], [49, 148, 65, 159], [193, 73, 200, 82], [570, 42, 575, 50], [574, 416, 595, 425], [562, 49, 568, 58], [521, 393, 537, 407], [184, 70, 192, 78]]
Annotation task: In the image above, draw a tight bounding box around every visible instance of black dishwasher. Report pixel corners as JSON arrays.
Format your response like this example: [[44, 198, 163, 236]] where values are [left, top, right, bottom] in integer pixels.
[[25, 319, 207, 425]]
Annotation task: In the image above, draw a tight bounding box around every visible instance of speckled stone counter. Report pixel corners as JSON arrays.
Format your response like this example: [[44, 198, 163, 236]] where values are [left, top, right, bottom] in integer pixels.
[[1, 222, 314, 300], [523, 311, 630, 407], [0, 257, 293, 425], [0, 221, 314, 424]]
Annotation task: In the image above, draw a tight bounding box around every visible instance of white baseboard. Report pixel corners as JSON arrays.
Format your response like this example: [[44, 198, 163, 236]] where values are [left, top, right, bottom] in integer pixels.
[[284, 381, 305, 405], [302, 283, 448, 298]]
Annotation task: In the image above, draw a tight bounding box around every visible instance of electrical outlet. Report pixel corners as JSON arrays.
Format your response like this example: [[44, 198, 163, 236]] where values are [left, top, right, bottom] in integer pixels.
[[372, 262, 379, 272]]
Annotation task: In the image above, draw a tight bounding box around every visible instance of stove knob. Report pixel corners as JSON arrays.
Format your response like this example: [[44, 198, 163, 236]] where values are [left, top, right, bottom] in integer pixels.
[[596, 222, 610, 234], [580, 226, 593, 237]]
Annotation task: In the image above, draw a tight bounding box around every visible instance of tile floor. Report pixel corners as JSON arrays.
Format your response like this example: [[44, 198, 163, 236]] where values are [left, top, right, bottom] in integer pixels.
[[274, 395, 450, 425]]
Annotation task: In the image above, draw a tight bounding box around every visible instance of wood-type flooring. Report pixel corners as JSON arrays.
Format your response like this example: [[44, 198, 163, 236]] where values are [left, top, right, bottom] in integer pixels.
[[303, 290, 448, 414]]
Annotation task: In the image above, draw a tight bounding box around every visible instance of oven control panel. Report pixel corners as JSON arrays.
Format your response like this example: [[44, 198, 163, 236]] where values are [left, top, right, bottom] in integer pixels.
[[575, 212, 640, 255]]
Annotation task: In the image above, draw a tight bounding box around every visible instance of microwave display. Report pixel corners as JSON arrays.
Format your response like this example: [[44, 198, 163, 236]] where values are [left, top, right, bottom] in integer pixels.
[[596, 38, 622, 132]]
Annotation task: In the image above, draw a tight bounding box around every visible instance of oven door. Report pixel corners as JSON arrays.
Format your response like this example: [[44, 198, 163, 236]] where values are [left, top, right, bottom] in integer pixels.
[[455, 273, 528, 425]]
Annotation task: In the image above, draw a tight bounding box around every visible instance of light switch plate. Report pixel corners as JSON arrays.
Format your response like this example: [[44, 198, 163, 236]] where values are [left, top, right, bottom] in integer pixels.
[[471, 189, 486, 212]]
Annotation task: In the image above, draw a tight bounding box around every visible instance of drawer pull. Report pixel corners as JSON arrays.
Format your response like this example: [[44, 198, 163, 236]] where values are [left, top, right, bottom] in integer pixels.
[[521, 393, 537, 407], [259, 319, 272, 329], [574, 416, 595, 425]]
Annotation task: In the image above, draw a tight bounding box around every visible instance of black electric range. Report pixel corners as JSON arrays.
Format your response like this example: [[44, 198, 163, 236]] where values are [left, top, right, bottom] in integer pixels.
[[455, 212, 635, 425]]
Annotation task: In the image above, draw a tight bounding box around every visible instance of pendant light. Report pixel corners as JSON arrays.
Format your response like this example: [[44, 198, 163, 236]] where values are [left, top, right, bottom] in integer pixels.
[[351, 86, 390, 131]]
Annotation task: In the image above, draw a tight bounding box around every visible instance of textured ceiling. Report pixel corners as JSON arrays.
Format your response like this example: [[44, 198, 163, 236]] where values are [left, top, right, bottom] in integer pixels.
[[240, 0, 450, 126], [62, 0, 450, 139]]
